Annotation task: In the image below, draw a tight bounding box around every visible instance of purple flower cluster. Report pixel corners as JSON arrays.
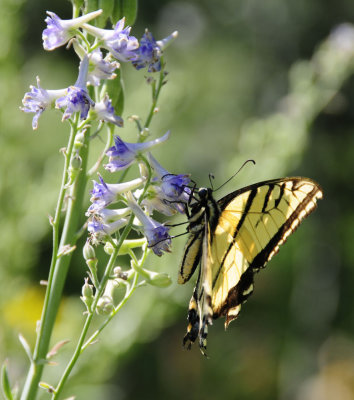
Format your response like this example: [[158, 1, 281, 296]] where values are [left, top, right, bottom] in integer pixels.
[[21, 9, 182, 257], [87, 134, 191, 256], [21, 10, 177, 129]]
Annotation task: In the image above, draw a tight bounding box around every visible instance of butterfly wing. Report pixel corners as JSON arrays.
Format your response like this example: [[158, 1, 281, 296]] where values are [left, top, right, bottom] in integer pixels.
[[179, 177, 323, 352], [210, 177, 323, 327]]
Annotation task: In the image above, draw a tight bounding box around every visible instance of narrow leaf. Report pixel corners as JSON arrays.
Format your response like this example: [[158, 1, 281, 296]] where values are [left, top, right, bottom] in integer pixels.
[[97, 0, 115, 28], [18, 334, 33, 362], [111, 0, 137, 26], [1, 361, 14, 400], [106, 69, 125, 116], [121, 0, 138, 26], [84, 0, 99, 14]]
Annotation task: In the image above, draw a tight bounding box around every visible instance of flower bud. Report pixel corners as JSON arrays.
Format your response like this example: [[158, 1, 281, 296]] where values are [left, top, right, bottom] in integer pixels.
[[74, 130, 85, 149], [96, 295, 114, 315], [80, 278, 94, 310], [83, 240, 96, 261], [145, 270, 172, 288], [113, 267, 128, 280], [67, 152, 82, 185]]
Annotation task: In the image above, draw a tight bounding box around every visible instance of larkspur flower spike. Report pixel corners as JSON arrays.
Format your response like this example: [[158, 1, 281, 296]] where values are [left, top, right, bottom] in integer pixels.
[[126, 191, 172, 256], [104, 131, 171, 172], [43, 10, 103, 51]]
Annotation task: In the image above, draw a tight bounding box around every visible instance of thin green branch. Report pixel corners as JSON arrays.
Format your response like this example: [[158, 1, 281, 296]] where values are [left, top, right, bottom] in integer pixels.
[[52, 213, 136, 400]]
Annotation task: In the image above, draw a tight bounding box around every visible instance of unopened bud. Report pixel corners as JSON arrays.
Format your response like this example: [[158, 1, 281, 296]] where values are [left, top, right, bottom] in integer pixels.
[[140, 127, 150, 138], [74, 130, 85, 149], [96, 295, 114, 315], [67, 153, 82, 185], [113, 266, 128, 280], [83, 241, 98, 274], [145, 270, 172, 288], [80, 278, 94, 311], [83, 241, 96, 261]]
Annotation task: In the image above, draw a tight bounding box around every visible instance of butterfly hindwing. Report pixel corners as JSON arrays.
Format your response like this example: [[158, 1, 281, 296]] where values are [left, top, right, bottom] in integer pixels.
[[179, 177, 323, 352]]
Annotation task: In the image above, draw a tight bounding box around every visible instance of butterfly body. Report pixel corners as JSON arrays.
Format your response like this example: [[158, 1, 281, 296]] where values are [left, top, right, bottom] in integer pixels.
[[179, 177, 323, 354]]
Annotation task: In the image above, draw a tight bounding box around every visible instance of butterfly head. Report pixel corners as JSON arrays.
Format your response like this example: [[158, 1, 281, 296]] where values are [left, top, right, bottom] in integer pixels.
[[197, 187, 212, 204]]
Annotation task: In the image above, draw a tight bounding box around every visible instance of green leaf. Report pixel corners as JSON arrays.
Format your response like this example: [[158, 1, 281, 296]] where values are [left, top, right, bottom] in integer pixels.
[[1, 361, 14, 400], [18, 334, 33, 362], [106, 69, 125, 116], [97, 0, 115, 28], [84, 0, 99, 14], [112, 0, 138, 26]]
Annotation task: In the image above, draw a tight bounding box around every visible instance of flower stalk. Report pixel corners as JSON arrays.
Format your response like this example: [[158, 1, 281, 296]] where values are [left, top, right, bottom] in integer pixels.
[[16, 5, 181, 400]]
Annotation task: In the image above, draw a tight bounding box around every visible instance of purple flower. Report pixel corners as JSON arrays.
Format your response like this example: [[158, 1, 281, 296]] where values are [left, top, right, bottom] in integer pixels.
[[104, 131, 170, 172], [161, 174, 191, 199], [43, 10, 102, 51], [132, 31, 162, 72], [88, 216, 129, 241], [86, 49, 119, 86], [55, 56, 94, 120], [92, 95, 123, 127], [126, 191, 171, 256], [147, 153, 190, 211], [21, 76, 67, 129], [132, 30, 178, 72], [82, 17, 139, 62], [88, 175, 145, 213], [135, 186, 177, 216], [95, 207, 130, 223]]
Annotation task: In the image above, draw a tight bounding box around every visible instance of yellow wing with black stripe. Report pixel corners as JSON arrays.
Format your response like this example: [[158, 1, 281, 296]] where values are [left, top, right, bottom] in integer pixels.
[[179, 177, 323, 353]]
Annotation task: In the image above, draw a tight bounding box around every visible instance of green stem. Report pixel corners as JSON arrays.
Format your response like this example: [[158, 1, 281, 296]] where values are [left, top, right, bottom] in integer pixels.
[[20, 124, 90, 400], [143, 57, 165, 130], [87, 125, 115, 177], [52, 214, 135, 400]]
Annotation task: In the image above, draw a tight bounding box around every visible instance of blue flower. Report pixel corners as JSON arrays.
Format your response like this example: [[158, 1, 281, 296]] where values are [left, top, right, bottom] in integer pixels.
[[147, 153, 191, 211], [104, 131, 170, 172], [86, 48, 119, 86], [82, 17, 139, 62], [126, 191, 171, 256], [88, 215, 129, 242], [88, 175, 145, 213], [161, 174, 191, 199], [132, 30, 178, 72], [92, 95, 123, 127], [55, 56, 94, 120], [135, 186, 177, 216], [132, 31, 161, 72], [21, 76, 67, 129], [43, 10, 102, 51]]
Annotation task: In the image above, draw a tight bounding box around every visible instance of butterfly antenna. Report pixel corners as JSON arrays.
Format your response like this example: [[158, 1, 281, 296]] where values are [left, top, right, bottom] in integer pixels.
[[214, 159, 256, 192], [208, 173, 215, 190], [149, 231, 189, 249]]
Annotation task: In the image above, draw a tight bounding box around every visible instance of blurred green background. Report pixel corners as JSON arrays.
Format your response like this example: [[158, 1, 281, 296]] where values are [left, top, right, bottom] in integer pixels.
[[1, 0, 354, 399]]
